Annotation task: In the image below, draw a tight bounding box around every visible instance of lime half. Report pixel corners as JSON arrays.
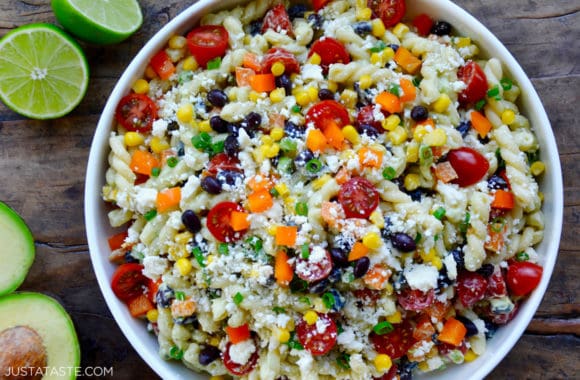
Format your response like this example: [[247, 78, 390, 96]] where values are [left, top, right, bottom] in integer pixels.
[[0, 23, 89, 120], [51, 0, 143, 45]]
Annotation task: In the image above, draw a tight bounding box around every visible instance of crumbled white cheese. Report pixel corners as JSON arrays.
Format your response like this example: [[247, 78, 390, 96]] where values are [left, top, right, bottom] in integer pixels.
[[142, 256, 169, 280], [228, 339, 256, 365], [404, 264, 439, 292], [443, 254, 458, 280], [134, 187, 158, 214], [152, 119, 168, 137], [300, 64, 324, 82]]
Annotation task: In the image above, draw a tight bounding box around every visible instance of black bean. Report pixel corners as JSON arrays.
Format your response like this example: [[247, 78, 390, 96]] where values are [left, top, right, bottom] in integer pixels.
[[309, 279, 330, 294], [431, 21, 452, 36], [284, 121, 305, 138], [288, 4, 308, 19], [198, 345, 222, 365], [353, 22, 372, 36], [391, 233, 417, 252], [175, 316, 198, 327], [124, 251, 139, 264], [437, 267, 453, 289], [243, 112, 262, 130], [318, 88, 335, 101], [294, 149, 314, 168], [307, 13, 323, 29], [407, 189, 423, 202], [477, 263, 495, 277], [330, 248, 349, 267], [411, 105, 429, 121], [275, 74, 293, 94], [333, 233, 355, 253], [155, 285, 174, 308], [451, 247, 465, 270], [356, 123, 380, 138], [217, 170, 243, 187], [167, 120, 179, 132], [456, 120, 471, 138], [249, 20, 262, 36], [328, 267, 342, 283], [455, 316, 479, 337], [484, 319, 499, 339], [398, 358, 417, 380], [224, 134, 239, 156], [201, 176, 222, 194], [181, 210, 201, 233], [207, 89, 228, 108], [209, 115, 229, 133], [488, 174, 508, 190], [353, 257, 371, 278], [389, 44, 399, 52]]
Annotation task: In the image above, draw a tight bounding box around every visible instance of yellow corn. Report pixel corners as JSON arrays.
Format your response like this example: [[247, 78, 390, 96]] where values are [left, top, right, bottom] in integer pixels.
[[313, 297, 329, 313], [182, 56, 198, 71], [271, 61, 286, 76], [176, 258, 193, 276], [309, 52, 322, 65], [369, 210, 385, 228], [276, 328, 291, 343], [413, 124, 429, 142], [270, 127, 285, 141], [384, 282, 394, 295], [124, 132, 145, 147], [431, 256, 443, 270], [265, 144, 280, 158], [374, 354, 393, 372], [433, 94, 451, 113], [406, 141, 419, 163], [303, 310, 318, 325], [393, 23, 409, 38], [270, 88, 286, 103], [386, 310, 402, 324], [144, 65, 157, 79], [132, 79, 150, 95], [359, 74, 373, 90], [177, 103, 194, 123], [326, 81, 338, 93], [530, 161, 545, 176], [150, 136, 170, 153], [209, 337, 221, 346], [199, 120, 212, 133], [249, 90, 263, 102], [501, 109, 516, 125], [267, 225, 278, 236], [174, 231, 193, 245], [168, 35, 187, 49], [418, 361, 430, 372], [404, 173, 421, 191], [464, 349, 478, 362], [382, 114, 401, 131], [295, 91, 311, 107], [356, 7, 372, 21], [382, 47, 395, 62], [312, 174, 331, 190], [261, 135, 274, 145], [340, 89, 358, 109], [371, 18, 386, 37], [207, 255, 215, 264], [422, 128, 447, 147], [307, 86, 319, 102], [146, 309, 159, 323], [370, 52, 382, 66], [342, 125, 360, 145], [455, 37, 471, 48], [363, 232, 382, 250], [274, 182, 289, 197], [388, 126, 408, 145], [420, 249, 436, 262]]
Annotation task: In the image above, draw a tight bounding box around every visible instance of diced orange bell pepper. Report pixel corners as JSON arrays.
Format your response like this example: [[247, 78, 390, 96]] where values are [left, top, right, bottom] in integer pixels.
[[437, 317, 467, 346], [243, 52, 262, 72], [394, 47, 422, 74], [225, 324, 251, 344], [248, 189, 273, 213], [363, 264, 391, 290], [306, 129, 328, 153], [128, 294, 154, 317], [323, 120, 345, 150], [156, 187, 181, 213], [358, 147, 384, 168], [130, 150, 159, 176], [348, 242, 369, 261], [470, 110, 493, 138], [230, 211, 251, 232], [491, 189, 515, 210], [249, 73, 276, 92], [376, 91, 402, 113], [274, 250, 293, 286], [275, 226, 298, 246], [235, 67, 255, 87], [399, 78, 417, 103]]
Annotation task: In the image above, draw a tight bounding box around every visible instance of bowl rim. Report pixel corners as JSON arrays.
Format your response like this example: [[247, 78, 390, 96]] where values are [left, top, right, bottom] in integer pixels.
[[84, 1, 564, 379]]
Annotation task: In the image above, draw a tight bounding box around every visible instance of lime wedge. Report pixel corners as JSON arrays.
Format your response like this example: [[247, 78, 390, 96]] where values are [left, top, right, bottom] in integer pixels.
[[51, 0, 143, 45], [0, 23, 89, 120]]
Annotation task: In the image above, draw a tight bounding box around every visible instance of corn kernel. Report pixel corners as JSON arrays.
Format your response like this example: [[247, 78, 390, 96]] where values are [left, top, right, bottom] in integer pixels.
[[386, 310, 402, 324], [132, 79, 150, 94], [418, 361, 430, 372], [388, 126, 408, 145], [146, 309, 158, 322], [393, 23, 409, 38], [369, 210, 384, 228], [374, 354, 393, 372], [356, 7, 372, 21], [207, 255, 215, 264], [177, 103, 194, 123], [151, 136, 171, 153], [295, 91, 311, 107], [384, 282, 394, 295], [267, 225, 278, 235], [312, 174, 331, 190], [404, 173, 421, 191], [413, 124, 429, 142], [270, 87, 286, 103], [433, 94, 452, 113], [422, 128, 447, 147], [327, 81, 338, 92], [371, 18, 386, 37], [303, 310, 318, 325], [249, 90, 262, 102], [455, 37, 472, 48], [359, 74, 373, 90], [124, 131, 145, 147], [256, 145, 268, 162], [420, 249, 436, 262], [363, 232, 382, 250], [340, 89, 357, 109], [261, 135, 274, 145], [209, 337, 221, 346], [406, 141, 419, 163], [382, 47, 395, 62], [501, 109, 516, 125], [199, 120, 212, 132], [356, 0, 366, 8], [270, 127, 285, 141], [274, 183, 289, 196], [182, 56, 198, 71], [464, 349, 478, 362], [382, 114, 400, 131], [176, 258, 193, 276], [370, 52, 382, 65], [276, 328, 291, 343], [309, 52, 322, 65], [168, 35, 187, 49], [431, 256, 443, 270], [271, 61, 286, 76], [342, 125, 360, 145], [144, 65, 157, 79], [175, 231, 193, 245], [307, 86, 319, 102], [265, 144, 279, 158], [530, 161, 545, 176]]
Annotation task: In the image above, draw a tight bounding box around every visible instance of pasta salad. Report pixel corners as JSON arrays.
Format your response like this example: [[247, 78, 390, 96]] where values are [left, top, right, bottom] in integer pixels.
[[102, 0, 546, 378]]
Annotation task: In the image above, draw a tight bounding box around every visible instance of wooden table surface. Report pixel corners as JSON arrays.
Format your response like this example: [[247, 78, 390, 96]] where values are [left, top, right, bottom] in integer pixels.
[[1, 1, 578, 379]]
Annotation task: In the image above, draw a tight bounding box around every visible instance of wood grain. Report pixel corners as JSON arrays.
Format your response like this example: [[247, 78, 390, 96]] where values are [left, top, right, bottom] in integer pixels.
[[0, 1, 577, 379]]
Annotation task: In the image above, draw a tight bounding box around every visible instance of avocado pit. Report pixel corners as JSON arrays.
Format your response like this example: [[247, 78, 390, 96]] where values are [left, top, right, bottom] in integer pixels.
[[0, 326, 47, 380]]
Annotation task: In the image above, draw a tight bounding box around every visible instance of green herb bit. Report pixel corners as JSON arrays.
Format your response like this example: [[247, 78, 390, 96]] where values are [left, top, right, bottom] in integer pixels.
[[336, 353, 351, 369], [167, 156, 178, 168], [291, 104, 302, 113], [207, 57, 221, 70], [233, 292, 244, 305], [295, 202, 308, 216], [487, 85, 500, 98], [270, 187, 280, 197], [151, 167, 161, 177], [516, 251, 530, 261], [178, 71, 193, 85], [490, 217, 507, 232], [246, 236, 263, 252], [382, 166, 396, 180], [192, 246, 206, 268], [322, 292, 335, 309], [389, 83, 401, 97], [500, 78, 513, 91], [301, 243, 310, 259], [210, 140, 225, 156], [475, 99, 486, 111], [459, 212, 471, 235], [144, 209, 157, 221], [286, 332, 304, 350], [372, 321, 394, 335], [433, 207, 446, 220], [192, 132, 212, 150], [526, 150, 540, 164], [298, 296, 311, 305], [174, 291, 186, 301], [305, 158, 322, 173], [370, 41, 387, 53], [272, 306, 286, 313], [218, 243, 229, 255], [280, 138, 297, 152], [169, 346, 184, 360], [412, 76, 423, 87], [414, 232, 423, 244]]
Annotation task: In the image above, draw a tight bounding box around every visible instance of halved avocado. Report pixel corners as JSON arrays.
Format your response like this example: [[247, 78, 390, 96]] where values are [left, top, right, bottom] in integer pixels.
[[0, 201, 35, 296], [0, 292, 80, 380]]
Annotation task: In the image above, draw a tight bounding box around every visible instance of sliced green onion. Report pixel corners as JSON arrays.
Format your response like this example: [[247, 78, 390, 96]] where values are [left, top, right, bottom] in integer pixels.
[[192, 132, 212, 150], [144, 209, 157, 221], [412, 76, 423, 87], [490, 217, 507, 232], [433, 207, 446, 220], [301, 243, 310, 259], [322, 292, 335, 309], [277, 156, 294, 173], [272, 306, 286, 313], [382, 166, 396, 180], [292, 104, 302, 113], [169, 346, 184, 360], [295, 202, 308, 216], [373, 321, 394, 335], [218, 243, 229, 255], [336, 353, 351, 369], [487, 85, 500, 98], [210, 140, 225, 156], [192, 246, 206, 268], [270, 187, 280, 197], [336, 321, 344, 334], [500, 78, 513, 91], [246, 236, 263, 252], [459, 212, 471, 235], [151, 167, 161, 177], [167, 156, 178, 168], [305, 158, 322, 173], [370, 41, 387, 53], [286, 333, 304, 350], [419, 144, 433, 165], [389, 83, 401, 97], [516, 251, 529, 261], [414, 232, 423, 244], [233, 292, 244, 305], [298, 296, 311, 305], [207, 57, 221, 70], [174, 291, 185, 301], [475, 99, 486, 111], [280, 138, 297, 152]]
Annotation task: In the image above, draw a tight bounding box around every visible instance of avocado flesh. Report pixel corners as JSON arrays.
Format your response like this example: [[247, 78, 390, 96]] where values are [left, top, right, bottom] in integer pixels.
[[0, 292, 80, 380], [0, 201, 35, 296]]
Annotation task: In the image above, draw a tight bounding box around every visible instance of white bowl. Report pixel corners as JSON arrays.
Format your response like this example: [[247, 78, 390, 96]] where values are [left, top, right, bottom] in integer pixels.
[[84, 1, 563, 379]]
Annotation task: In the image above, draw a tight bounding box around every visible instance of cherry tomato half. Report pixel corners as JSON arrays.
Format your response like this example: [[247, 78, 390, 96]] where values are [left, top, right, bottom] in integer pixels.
[[370, 320, 416, 360], [206, 202, 246, 242], [296, 313, 338, 355], [457, 61, 488, 105], [447, 147, 490, 187], [506, 261, 543, 296], [295, 248, 333, 283], [115, 93, 157, 133], [412, 14, 434, 36], [262, 4, 294, 37], [356, 104, 384, 134], [312, 0, 333, 11], [261, 47, 300, 75], [338, 177, 379, 219], [186, 25, 229, 68], [368, 0, 406, 28], [223, 339, 259, 376], [397, 288, 435, 311], [486, 265, 508, 298], [111, 263, 149, 302], [306, 100, 350, 131], [308, 37, 351, 74], [456, 271, 488, 308], [206, 153, 242, 177]]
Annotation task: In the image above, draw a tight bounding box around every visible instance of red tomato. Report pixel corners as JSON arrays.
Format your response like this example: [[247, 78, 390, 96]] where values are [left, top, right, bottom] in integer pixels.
[[506, 261, 543, 296], [261, 47, 300, 74], [457, 61, 488, 105], [295, 249, 333, 283], [149, 49, 175, 80], [368, 0, 406, 27], [296, 313, 338, 355], [115, 93, 157, 133], [223, 339, 259, 376], [186, 25, 229, 68], [308, 37, 351, 74], [447, 147, 490, 187], [413, 315, 436, 340], [306, 100, 350, 131], [486, 265, 507, 298], [206, 153, 241, 177], [456, 271, 488, 308], [108, 231, 128, 251], [412, 14, 434, 36], [356, 105, 384, 133], [111, 263, 149, 302], [262, 4, 294, 37], [148, 279, 161, 304], [206, 202, 246, 242], [312, 0, 332, 11], [397, 288, 435, 311], [370, 320, 416, 359], [338, 177, 379, 219]]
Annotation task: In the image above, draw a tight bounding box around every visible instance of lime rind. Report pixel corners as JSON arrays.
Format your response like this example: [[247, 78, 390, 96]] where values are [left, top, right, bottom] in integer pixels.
[[0, 23, 89, 120]]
